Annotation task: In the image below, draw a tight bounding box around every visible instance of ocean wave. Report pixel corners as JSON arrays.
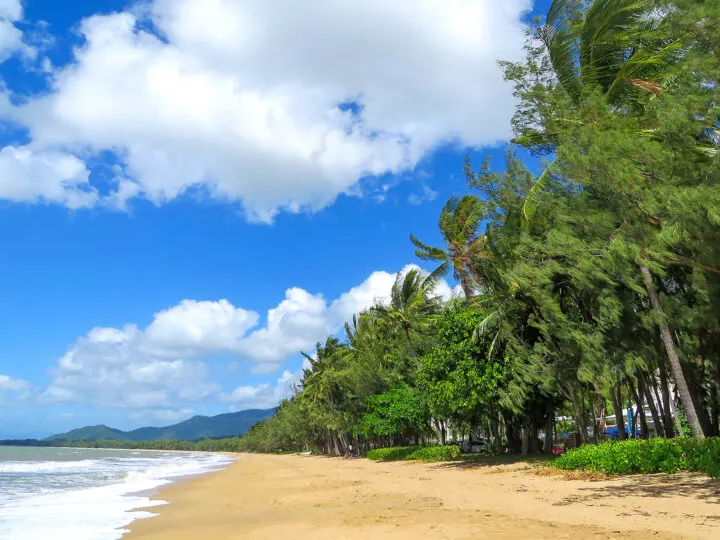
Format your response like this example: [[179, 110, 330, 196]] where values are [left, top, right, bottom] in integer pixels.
[[0, 451, 233, 540], [0, 459, 105, 474]]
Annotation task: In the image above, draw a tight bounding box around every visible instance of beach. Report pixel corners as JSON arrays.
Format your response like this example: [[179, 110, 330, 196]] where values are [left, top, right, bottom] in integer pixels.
[[126, 454, 720, 539]]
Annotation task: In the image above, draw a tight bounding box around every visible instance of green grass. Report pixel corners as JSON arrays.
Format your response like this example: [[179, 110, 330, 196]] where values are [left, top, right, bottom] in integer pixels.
[[367, 445, 461, 462], [553, 437, 720, 477]]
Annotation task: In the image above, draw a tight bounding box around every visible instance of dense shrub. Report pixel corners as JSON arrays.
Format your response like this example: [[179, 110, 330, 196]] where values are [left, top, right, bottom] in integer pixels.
[[367, 445, 461, 462], [553, 438, 720, 478]]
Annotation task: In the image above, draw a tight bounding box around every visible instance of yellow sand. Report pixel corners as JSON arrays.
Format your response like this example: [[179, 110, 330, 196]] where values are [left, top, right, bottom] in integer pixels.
[[126, 454, 720, 539]]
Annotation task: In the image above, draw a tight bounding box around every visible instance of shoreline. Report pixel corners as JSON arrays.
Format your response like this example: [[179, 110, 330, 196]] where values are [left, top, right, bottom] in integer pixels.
[[125, 453, 720, 539]]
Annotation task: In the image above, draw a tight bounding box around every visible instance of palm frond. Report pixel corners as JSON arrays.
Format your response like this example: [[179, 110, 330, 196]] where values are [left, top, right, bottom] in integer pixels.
[[474, 310, 500, 340], [522, 163, 555, 222], [409, 234, 448, 262], [423, 262, 449, 294], [486, 330, 501, 361], [544, 0, 583, 101]]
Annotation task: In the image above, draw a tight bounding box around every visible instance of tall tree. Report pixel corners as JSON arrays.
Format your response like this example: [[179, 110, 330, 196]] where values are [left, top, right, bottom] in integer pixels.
[[372, 268, 443, 358], [503, 0, 718, 437], [410, 193, 486, 300]]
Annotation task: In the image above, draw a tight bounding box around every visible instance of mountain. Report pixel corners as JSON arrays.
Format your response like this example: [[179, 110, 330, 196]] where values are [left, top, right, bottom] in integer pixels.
[[44, 425, 136, 442], [45, 408, 276, 442], [126, 409, 276, 441]]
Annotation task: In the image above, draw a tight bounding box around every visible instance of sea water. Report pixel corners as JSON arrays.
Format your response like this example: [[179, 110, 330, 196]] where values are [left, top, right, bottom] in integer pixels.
[[0, 446, 233, 539]]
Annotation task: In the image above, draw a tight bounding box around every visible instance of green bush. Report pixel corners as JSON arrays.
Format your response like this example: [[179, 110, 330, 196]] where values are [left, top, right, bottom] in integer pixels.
[[553, 438, 720, 477], [367, 445, 461, 462]]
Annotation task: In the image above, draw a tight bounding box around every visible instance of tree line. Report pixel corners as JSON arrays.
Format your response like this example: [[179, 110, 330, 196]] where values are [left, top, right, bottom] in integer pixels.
[[239, 0, 719, 455], [10, 1, 713, 457], [0, 438, 248, 452]]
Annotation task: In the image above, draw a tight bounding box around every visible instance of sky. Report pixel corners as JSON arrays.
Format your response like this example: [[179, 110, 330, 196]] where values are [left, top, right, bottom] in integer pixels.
[[0, 0, 551, 438]]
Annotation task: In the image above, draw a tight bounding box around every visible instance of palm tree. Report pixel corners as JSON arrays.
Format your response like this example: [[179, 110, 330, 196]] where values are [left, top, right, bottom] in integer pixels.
[[410, 195, 486, 300], [521, 0, 679, 219], [519, 0, 706, 438], [300, 337, 351, 454], [372, 268, 443, 357]]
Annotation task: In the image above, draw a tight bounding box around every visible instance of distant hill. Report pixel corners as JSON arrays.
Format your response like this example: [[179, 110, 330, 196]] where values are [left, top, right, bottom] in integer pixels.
[[45, 408, 276, 442], [45, 425, 135, 442]]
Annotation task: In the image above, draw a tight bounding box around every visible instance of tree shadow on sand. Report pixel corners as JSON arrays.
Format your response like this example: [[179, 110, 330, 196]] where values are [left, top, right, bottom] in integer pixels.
[[552, 473, 720, 507], [432, 454, 554, 470]]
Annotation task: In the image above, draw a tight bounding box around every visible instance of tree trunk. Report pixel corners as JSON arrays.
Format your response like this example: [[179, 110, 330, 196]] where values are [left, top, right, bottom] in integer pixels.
[[459, 271, 474, 302], [658, 361, 681, 437], [711, 380, 720, 437], [489, 415, 500, 444], [640, 266, 705, 439], [686, 365, 712, 436], [570, 391, 589, 444], [529, 423, 539, 454], [403, 327, 418, 357], [503, 411, 521, 453], [521, 427, 529, 457], [640, 373, 662, 438], [331, 431, 341, 456], [630, 382, 649, 439], [593, 394, 605, 444], [611, 383, 626, 440], [544, 408, 555, 454], [649, 371, 671, 437]]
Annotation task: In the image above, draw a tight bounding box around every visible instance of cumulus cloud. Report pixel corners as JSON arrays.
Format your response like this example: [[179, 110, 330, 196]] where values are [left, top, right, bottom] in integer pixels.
[[237, 264, 458, 363], [222, 370, 298, 410], [0, 146, 96, 208], [41, 324, 221, 409], [41, 265, 457, 412], [4, 0, 529, 219], [0, 374, 31, 400], [0, 0, 23, 61], [142, 299, 259, 357], [0, 0, 21, 21]]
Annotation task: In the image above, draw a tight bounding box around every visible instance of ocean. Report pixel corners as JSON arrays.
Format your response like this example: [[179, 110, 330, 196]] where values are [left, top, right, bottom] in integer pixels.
[[0, 446, 233, 540]]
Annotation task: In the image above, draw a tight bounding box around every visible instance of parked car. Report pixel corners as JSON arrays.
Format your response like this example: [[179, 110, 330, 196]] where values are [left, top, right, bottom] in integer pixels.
[[459, 439, 488, 453]]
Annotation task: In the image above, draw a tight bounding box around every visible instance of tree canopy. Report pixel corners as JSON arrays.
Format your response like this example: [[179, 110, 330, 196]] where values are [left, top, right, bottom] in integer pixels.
[[238, 0, 720, 454]]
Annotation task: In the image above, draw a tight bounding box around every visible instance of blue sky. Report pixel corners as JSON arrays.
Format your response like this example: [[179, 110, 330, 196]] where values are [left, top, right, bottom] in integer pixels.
[[0, 0, 550, 438]]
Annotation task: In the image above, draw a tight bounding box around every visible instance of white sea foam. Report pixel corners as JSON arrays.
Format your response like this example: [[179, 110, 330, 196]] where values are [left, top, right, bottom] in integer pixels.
[[0, 449, 233, 540]]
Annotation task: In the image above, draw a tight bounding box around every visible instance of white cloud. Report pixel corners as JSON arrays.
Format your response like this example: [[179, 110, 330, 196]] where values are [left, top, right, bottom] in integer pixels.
[[237, 287, 334, 362], [0, 19, 21, 60], [222, 370, 297, 410], [408, 184, 439, 205], [0, 145, 97, 208], [0, 374, 31, 400], [6, 0, 529, 219], [142, 299, 259, 357], [0, 1, 34, 63], [41, 324, 220, 409], [250, 362, 282, 375], [40, 265, 457, 412], [0, 0, 22, 22]]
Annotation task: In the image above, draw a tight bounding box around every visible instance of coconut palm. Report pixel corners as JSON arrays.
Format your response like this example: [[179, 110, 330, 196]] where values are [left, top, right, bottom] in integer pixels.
[[410, 195, 486, 301], [521, 0, 681, 219], [372, 268, 443, 357]]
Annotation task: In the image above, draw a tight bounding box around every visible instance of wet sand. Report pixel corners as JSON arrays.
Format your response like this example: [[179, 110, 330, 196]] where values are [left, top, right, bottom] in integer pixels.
[[126, 453, 720, 539]]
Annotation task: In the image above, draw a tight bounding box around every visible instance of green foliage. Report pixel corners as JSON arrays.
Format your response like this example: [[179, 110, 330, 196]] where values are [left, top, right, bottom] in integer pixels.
[[554, 438, 720, 477], [225, 0, 720, 458], [418, 302, 507, 424], [354, 387, 431, 439], [367, 445, 461, 462]]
